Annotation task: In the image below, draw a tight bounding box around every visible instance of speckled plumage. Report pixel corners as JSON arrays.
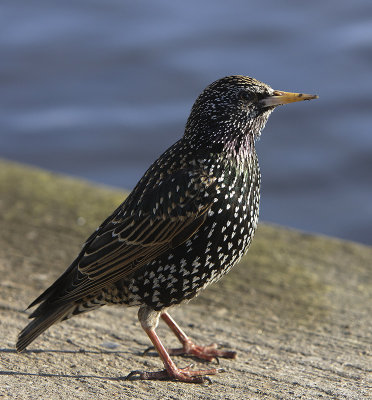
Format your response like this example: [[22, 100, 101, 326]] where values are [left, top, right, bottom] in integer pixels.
[[96, 76, 266, 311], [17, 76, 317, 383]]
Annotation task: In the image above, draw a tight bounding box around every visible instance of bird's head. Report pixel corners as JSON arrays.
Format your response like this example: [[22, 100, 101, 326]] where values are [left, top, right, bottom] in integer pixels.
[[184, 75, 317, 153]]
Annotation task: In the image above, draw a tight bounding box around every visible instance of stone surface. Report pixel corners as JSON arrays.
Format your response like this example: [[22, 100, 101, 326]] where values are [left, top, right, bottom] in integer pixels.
[[0, 159, 370, 399]]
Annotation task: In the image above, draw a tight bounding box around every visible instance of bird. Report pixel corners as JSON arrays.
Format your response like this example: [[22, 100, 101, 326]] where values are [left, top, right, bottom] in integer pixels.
[[16, 75, 318, 383]]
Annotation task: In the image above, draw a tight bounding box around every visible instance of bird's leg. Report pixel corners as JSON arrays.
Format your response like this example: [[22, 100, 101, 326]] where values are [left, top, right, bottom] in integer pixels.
[[160, 312, 237, 362], [128, 306, 224, 383]]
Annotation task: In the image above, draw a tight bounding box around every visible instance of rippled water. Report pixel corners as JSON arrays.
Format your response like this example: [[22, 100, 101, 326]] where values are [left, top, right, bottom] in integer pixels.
[[1, 1, 372, 244]]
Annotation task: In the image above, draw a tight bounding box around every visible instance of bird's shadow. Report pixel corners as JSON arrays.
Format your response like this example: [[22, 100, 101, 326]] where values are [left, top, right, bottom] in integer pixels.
[[1, 345, 216, 382], [0, 369, 123, 381], [0, 347, 130, 355], [0, 347, 130, 381]]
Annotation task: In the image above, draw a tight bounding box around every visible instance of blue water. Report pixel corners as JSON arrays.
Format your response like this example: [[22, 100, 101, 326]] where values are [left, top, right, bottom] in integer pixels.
[[1, 1, 372, 245]]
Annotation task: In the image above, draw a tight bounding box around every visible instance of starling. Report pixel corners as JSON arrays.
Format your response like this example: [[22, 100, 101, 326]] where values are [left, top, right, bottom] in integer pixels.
[[16, 76, 318, 383]]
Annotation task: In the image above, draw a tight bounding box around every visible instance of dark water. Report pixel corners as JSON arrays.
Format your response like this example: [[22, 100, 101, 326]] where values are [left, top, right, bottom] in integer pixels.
[[1, 1, 372, 244]]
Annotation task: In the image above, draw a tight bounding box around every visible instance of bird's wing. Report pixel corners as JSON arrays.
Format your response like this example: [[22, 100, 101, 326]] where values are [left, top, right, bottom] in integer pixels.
[[55, 169, 217, 302]]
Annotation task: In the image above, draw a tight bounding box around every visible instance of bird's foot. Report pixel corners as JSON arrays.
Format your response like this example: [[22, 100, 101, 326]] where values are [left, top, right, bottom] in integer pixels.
[[158, 312, 236, 362], [167, 339, 237, 362], [126, 364, 225, 383]]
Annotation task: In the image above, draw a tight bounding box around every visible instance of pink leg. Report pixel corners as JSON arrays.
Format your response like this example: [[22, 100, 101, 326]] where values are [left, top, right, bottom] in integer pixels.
[[161, 312, 237, 362], [127, 306, 225, 383], [128, 327, 224, 383]]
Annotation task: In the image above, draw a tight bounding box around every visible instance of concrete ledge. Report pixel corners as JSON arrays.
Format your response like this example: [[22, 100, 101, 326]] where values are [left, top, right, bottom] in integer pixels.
[[0, 159, 370, 399]]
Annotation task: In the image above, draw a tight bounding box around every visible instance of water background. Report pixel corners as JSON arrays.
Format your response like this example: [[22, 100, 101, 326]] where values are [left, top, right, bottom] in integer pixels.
[[1, 1, 372, 245]]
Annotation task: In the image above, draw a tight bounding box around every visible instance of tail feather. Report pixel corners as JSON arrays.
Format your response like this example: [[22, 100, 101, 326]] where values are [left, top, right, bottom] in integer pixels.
[[16, 304, 73, 352]]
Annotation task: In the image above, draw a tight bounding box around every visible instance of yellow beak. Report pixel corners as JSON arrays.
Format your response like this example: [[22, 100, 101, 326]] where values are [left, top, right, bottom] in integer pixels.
[[261, 90, 318, 107]]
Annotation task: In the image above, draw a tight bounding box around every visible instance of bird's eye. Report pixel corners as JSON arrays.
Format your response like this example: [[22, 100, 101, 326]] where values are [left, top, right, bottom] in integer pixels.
[[238, 91, 252, 102]]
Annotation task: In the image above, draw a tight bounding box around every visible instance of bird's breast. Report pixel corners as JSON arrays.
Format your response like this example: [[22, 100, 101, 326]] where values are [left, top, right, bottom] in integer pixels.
[[199, 155, 261, 276]]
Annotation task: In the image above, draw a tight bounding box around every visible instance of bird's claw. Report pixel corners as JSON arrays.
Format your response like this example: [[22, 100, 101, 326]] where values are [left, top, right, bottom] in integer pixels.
[[167, 341, 237, 362], [125, 365, 225, 383], [142, 345, 155, 356]]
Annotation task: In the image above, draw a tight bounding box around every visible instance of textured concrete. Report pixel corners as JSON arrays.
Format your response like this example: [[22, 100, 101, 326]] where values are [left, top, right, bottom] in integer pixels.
[[0, 159, 370, 399]]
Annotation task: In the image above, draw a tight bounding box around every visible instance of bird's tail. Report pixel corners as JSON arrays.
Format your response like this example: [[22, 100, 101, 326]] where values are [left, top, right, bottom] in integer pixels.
[[16, 303, 73, 353]]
